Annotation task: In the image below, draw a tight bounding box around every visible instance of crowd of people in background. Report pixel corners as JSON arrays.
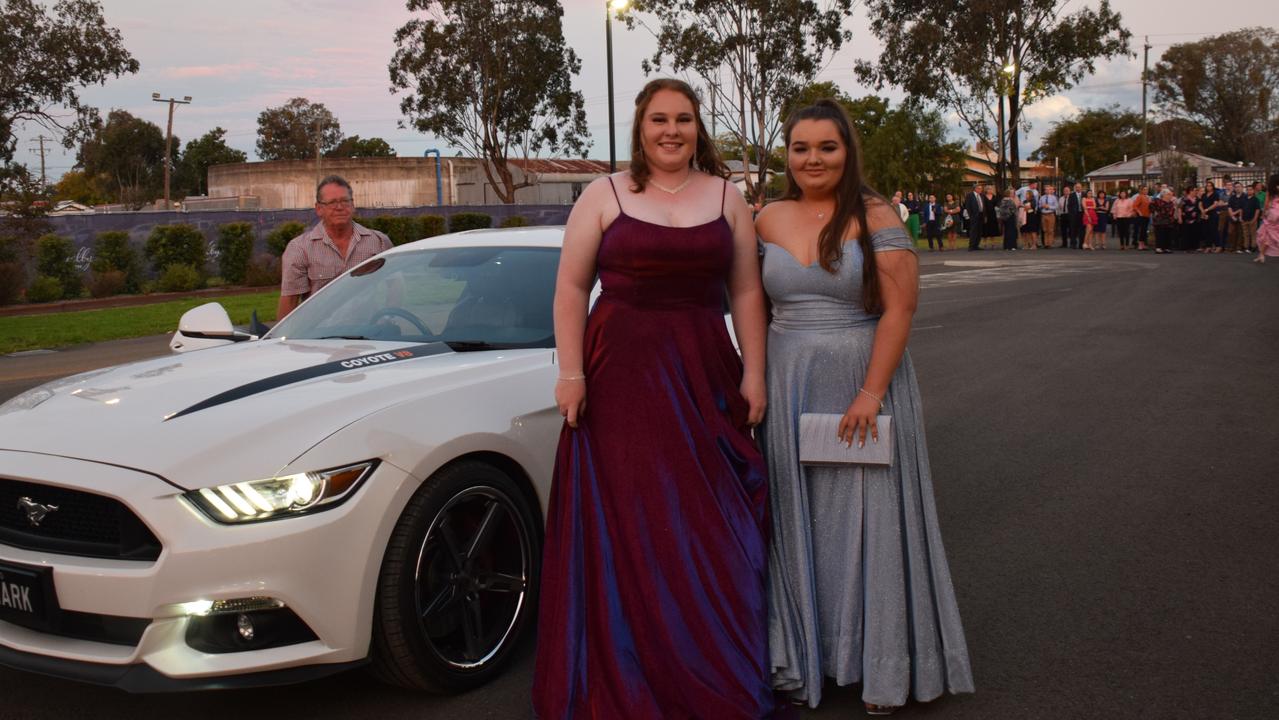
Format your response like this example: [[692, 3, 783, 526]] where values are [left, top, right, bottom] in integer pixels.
[[890, 175, 1279, 263]]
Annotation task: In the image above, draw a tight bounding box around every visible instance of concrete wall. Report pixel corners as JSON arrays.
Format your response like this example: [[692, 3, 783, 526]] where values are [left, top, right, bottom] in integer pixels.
[[45, 204, 572, 274], [209, 157, 445, 210], [208, 157, 603, 209]]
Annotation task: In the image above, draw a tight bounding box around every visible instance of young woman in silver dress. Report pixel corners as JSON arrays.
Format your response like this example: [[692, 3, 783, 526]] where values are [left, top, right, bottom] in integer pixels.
[[755, 99, 974, 716]]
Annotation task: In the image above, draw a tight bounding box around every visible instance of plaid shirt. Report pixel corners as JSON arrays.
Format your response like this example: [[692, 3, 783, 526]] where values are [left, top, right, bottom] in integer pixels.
[[280, 221, 392, 297]]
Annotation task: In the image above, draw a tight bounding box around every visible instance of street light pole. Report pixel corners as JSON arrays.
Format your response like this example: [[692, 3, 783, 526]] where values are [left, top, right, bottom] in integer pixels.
[[1140, 36, 1151, 187], [152, 93, 192, 210], [605, 0, 629, 173]]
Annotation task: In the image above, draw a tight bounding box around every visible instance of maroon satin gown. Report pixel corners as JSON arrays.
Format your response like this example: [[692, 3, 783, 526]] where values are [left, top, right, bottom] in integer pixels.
[[533, 179, 774, 719]]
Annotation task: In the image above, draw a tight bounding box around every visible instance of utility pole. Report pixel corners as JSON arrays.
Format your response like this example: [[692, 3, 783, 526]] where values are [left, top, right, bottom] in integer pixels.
[[314, 118, 323, 181], [152, 93, 192, 210], [1140, 36, 1151, 186], [29, 135, 54, 187]]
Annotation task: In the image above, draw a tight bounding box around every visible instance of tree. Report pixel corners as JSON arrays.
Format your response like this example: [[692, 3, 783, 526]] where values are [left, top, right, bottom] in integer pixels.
[[327, 135, 397, 158], [621, 0, 853, 204], [0, 165, 51, 269], [1030, 105, 1142, 179], [175, 127, 246, 196], [1151, 27, 1279, 163], [0, 0, 139, 164], [390, 0, 588, 204], [76, 109, 170, 206], [255, 98, 342, 161], [1149, 118, 1211, 158], [51, 169, 109, 205], [782, 83, 967, 195], [857, 0, 1131, 189]]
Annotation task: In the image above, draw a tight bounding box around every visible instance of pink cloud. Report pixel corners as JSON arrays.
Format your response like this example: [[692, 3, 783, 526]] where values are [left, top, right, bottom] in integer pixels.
[[164, 63, 258, 79]]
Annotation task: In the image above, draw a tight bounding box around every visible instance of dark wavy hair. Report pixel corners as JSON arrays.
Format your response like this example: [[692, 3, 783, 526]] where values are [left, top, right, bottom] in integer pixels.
[[629, 78, 728, 193], [782, 99, 884, 314], [1268, 174, 1279, 206]]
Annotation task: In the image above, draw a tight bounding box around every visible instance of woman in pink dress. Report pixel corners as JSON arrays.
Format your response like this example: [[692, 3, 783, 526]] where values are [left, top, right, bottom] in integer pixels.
[[1082, 189, 1099, 250], [1255, 174, 1279, 264]]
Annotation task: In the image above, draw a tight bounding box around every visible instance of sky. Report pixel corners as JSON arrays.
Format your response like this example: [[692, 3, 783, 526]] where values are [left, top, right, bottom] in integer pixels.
[[11, 0, 1270, 183]]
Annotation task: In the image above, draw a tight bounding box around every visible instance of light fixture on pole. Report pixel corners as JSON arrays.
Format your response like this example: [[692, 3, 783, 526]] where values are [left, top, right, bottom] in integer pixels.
[[606, 0, 630, 173], [152, 93, 193, 210]]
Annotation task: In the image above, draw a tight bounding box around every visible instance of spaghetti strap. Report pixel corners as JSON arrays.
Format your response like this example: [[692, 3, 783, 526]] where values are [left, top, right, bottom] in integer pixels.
[[721, 178, 729, 215], [606, 176, 623, 213]]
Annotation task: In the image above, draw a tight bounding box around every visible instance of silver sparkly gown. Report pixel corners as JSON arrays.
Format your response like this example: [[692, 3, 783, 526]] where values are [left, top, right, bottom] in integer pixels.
[[760, 227, 974, 708]]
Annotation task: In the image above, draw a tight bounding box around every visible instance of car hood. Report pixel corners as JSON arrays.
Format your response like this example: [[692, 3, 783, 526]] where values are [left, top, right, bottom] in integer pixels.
[[0, 339, 551, 489]]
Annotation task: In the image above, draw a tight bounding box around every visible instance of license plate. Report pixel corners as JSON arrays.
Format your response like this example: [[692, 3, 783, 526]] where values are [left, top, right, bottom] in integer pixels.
[[0, 561, 50, 625]]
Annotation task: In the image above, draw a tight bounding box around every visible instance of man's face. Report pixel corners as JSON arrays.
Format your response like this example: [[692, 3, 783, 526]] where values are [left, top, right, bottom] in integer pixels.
[[1046, 186, 1055, 195], [315, 183, 354, 228], [928, 195, 936, 203], [1234, 183, 1243, 194]]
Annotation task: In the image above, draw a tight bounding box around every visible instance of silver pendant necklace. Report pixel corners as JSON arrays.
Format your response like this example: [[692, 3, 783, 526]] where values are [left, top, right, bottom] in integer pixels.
[[650, 171, 694, 194]]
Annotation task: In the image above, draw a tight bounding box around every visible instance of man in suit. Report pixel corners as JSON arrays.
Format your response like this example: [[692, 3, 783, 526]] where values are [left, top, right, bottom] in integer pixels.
[[922, 193, 944, 251], [1064, 183, 1085, 249], [965, 183, 986, 251]]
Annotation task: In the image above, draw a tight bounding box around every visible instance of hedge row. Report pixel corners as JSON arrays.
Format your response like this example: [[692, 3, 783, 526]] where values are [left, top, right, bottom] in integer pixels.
[[1, 212, 513, 305]]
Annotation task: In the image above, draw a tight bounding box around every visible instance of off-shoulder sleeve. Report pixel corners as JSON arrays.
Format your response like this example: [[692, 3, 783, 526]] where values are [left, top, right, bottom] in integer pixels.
[[869, 226, 914, 252]]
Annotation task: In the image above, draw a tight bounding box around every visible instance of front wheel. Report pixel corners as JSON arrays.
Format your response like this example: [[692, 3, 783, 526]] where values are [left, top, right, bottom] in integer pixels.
[[370, 460, 541, 692]]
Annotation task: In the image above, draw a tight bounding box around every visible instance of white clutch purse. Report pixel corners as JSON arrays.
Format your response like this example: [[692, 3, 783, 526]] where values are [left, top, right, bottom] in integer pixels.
[[798, 413, 893, 466]]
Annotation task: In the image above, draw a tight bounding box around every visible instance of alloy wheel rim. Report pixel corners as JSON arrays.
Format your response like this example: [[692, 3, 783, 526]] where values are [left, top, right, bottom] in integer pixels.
[[413, 485, 531, 670]]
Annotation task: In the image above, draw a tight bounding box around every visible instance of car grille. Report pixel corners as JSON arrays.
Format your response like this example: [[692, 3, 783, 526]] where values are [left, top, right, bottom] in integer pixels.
[[0, 478, 162, 561]]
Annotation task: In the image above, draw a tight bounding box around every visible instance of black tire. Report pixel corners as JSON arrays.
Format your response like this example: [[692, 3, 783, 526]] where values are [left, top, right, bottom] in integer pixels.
[[370, 459, 541, 692]]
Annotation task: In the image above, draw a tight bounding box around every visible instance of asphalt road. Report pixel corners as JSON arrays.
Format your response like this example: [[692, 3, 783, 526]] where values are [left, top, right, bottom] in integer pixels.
[[1, 248, 1277, 719]]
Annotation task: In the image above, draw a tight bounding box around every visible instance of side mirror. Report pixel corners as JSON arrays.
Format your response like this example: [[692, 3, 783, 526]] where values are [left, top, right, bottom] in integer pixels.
[[170, 302, 257, 353]]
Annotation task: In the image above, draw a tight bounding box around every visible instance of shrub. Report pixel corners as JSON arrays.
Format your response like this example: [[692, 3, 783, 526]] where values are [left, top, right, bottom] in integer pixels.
[[362, 215, 418, 245], [216, 222, 255, 284], [145, 224, 207, 275], [418, 215, 446, 239], [27, 275, 63, 303], [156, 263, 204, 293], [265, 221, 306, 257], [87, 269, 127, 298], [90, 231, 142, 293], [244, 253, 281, 287], [35, 234, 83, 299], [0, 262, 24, 305], [449, 212, 492, 232], [499, 215, 530, 228]]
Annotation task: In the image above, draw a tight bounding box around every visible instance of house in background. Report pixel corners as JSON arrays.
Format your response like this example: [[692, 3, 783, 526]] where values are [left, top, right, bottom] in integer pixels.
[[1083, 151, 1263, 192]]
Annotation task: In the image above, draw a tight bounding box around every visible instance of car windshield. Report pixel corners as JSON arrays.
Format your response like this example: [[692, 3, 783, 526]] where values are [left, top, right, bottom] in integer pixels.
[[268, 245, 559, 349]]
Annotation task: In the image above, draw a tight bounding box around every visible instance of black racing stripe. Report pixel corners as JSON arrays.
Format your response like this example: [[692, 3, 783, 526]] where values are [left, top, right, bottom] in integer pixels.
[[164, 343, 451, 421]]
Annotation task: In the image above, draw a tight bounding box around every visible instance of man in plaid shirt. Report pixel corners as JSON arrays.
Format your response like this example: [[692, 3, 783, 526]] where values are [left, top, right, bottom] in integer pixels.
[[277, 175, 393, 319]]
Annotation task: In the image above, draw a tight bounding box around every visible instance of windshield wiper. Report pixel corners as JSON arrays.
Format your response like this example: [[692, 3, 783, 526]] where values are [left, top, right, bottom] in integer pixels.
[[318, 334, 371, 340], [444, 340, 520, 352]]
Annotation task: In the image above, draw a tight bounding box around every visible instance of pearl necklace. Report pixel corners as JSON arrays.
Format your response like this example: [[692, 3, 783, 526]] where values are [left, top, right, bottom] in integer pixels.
[[649, 171, 695, 194]]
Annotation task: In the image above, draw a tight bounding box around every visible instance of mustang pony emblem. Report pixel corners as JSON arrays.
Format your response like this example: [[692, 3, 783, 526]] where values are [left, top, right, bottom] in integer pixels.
[[16, 497, 58, 527]]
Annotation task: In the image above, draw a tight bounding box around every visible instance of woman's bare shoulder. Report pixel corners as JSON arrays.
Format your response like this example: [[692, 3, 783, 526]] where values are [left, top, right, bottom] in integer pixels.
[[755, 199, 796, 237], [863, 196, 907, 233]]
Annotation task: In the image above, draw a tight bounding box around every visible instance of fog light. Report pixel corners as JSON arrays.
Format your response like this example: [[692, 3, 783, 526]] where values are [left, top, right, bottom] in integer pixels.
[[185, 606, 318, 654], [236, 613, 255, 641]]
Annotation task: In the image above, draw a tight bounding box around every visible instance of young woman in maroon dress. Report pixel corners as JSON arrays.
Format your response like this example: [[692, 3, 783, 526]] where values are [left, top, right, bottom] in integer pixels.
[[532, 78, 774, 719]]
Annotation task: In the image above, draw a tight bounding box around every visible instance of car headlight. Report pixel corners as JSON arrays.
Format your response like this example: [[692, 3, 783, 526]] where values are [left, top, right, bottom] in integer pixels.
[[184, 461, 376, 524]]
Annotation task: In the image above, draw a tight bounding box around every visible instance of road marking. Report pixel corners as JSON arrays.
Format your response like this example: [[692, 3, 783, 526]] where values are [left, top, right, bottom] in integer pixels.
[[3, 349, 57, 358], [913, 325, 944, 331], [921, 260, 1153, 289]]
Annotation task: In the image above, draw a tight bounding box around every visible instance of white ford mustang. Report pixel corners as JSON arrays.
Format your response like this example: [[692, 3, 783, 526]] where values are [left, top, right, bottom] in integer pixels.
[[0, 227, 576, 692]]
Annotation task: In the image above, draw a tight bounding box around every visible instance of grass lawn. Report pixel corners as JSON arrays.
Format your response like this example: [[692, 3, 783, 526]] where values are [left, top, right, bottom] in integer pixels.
[[0, 291, 280, 355]]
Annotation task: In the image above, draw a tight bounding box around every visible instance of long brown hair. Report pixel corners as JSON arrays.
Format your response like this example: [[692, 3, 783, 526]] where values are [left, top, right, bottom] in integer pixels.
[[629, 78, 728, 193], [782, 99, 884, 314]]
